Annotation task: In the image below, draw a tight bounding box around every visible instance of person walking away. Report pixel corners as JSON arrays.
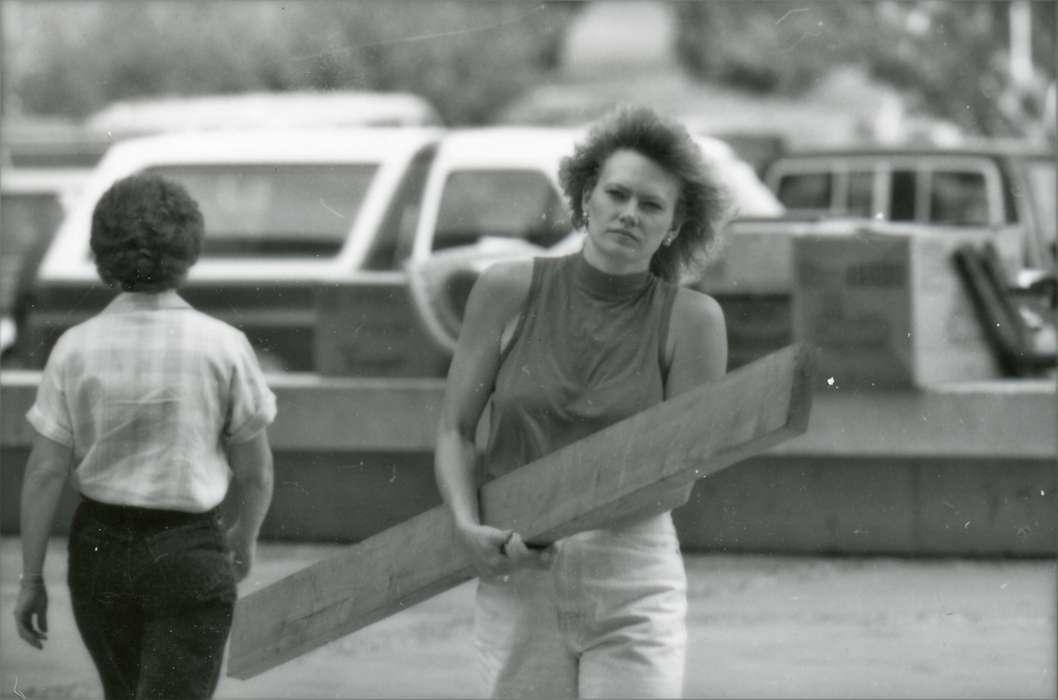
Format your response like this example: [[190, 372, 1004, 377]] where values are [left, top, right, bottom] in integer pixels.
[[13, 173, 276, 700]]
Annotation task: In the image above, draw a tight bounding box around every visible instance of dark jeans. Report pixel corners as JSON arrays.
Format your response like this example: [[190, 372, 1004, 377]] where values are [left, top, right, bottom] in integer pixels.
[[67, 498, 237, 700]]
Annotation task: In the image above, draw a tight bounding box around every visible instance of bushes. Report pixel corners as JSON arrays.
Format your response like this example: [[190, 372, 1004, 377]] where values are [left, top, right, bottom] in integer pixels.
[[4, 1, 578, 125]]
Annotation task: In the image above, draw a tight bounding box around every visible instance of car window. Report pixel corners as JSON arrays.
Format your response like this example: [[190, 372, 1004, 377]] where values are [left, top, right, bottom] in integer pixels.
[[844, 170, 874, 218], [143, 163, 378, 258], [928, 170, 989, 226], [889, 169, 918, 221], [433, 170, 571, 251], [775, 172, 831, 212]]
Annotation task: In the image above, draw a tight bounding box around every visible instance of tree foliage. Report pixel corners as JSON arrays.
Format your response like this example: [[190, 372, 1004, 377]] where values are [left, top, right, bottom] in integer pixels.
[[4, 0, 1055, 136], [674, 1, 1056, 137], [3, 1, 577, 125]]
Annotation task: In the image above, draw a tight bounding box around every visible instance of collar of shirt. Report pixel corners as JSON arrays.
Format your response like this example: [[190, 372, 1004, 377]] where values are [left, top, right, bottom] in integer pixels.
[[102, 290, 192, 315]]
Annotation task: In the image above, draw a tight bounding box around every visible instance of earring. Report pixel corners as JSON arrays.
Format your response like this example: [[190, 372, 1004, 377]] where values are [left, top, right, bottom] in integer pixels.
[[663, 233, 676, 247], [584, 212, 590, 230]]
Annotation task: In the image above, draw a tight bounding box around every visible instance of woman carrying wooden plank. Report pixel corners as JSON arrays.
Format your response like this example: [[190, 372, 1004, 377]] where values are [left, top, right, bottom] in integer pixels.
[[13, 174, 276, 699], [435, 106, 731, 698]]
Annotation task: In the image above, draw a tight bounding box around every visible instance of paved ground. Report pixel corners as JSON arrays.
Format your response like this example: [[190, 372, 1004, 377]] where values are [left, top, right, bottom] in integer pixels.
[[0, 538, 1054, 699]]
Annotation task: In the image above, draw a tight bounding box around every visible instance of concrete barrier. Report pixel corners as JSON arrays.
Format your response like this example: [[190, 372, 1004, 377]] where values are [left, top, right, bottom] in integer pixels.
[[2, 371, 1054, 556]]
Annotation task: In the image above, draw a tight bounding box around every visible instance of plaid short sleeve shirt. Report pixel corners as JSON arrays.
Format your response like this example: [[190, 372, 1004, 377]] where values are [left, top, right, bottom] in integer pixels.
[[27, 290, 277, 512]]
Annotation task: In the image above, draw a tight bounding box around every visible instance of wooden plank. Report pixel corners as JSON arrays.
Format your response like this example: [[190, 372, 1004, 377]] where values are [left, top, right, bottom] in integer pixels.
[[226, 344, 811, 678], [227, 344, 814, 678]]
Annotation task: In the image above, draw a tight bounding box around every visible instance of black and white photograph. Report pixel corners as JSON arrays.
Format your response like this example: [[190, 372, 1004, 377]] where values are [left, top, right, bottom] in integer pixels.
[[0, 1, 1055, 698]]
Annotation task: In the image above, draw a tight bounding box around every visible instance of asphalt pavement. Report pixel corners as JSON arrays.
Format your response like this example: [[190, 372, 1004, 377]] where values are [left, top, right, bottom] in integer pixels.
[[0, 538, 1053, 699]]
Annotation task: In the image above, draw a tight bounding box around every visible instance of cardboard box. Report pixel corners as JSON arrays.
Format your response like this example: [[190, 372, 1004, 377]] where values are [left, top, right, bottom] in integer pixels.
[[792, 227, 1002, 388]]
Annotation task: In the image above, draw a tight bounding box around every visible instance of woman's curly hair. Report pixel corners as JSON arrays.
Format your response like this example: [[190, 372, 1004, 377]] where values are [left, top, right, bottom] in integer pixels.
[[90, 173, 204, 292], [559, 106, 732, 282]]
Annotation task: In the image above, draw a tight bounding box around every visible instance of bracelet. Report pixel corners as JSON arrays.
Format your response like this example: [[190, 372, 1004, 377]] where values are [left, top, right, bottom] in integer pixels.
[[19, 573, 44, 584]]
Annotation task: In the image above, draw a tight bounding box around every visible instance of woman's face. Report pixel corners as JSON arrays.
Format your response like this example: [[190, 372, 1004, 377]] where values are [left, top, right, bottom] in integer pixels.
[[581, 149, 680, 274]]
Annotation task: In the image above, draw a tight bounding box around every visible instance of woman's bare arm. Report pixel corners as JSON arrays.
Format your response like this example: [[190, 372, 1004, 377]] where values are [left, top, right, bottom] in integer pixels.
[[15, 433, 73, 649], [665, 287, 728, 398], [434, 259, 546, 575]]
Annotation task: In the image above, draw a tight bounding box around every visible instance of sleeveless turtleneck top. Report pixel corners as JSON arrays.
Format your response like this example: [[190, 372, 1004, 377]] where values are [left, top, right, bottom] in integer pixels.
[[483, 252, 679, 481]]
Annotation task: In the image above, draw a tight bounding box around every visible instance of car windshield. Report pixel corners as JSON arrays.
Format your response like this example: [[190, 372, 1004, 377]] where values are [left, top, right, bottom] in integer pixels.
[[433, 170, 572, 250], [145, 163, 378, 258], [1025, 157, 1056, 255]]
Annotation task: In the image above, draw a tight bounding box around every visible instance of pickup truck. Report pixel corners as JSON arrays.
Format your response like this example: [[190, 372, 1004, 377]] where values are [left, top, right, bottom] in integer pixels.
[[21, 127, 442, 371], [18, 125, 789, 375], [762, 142, 1057, 283]]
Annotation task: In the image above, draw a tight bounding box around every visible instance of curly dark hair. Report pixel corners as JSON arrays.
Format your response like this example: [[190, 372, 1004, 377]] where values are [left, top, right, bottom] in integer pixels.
[[90, 173, 204, 292], [559, 106, 732, 282]]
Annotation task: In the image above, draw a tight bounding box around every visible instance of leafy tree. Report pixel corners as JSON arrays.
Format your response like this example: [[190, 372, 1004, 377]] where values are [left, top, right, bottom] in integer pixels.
[[674, 1, 1056, 137], [3, 1, 577, 124], [5, 0, 1054, 136], [674, 2, 878, 94]]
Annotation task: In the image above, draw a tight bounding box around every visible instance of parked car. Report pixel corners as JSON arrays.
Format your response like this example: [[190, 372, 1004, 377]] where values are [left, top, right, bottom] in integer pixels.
[[762, 142, 1057, 282], [83, 90, 443, 137], [22, 127, 443, 371], [19, 125, 786, 374], [2, 92, 442, 172]]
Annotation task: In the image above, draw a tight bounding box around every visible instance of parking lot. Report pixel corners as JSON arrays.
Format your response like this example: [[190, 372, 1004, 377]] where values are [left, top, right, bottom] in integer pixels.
[[1, 538, 1053, 699]]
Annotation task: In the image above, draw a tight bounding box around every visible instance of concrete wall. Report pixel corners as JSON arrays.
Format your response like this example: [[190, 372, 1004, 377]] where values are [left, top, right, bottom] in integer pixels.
[[2, 371, 1055, 556]]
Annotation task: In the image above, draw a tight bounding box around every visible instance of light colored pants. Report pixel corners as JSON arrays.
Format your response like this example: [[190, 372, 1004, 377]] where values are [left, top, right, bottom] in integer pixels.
[[474, 512, 687, 699]]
